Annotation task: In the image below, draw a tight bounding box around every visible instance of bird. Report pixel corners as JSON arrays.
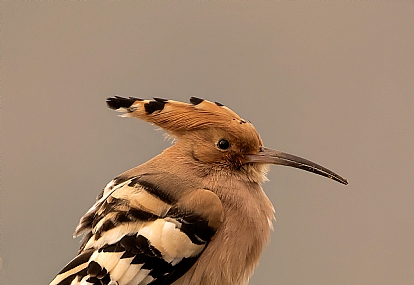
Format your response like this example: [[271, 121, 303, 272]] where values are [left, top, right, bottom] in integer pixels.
[[49, 97, 347, 285]]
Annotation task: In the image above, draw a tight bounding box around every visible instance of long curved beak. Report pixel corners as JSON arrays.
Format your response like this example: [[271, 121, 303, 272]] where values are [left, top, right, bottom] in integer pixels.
[[246, 147, 348, 185]]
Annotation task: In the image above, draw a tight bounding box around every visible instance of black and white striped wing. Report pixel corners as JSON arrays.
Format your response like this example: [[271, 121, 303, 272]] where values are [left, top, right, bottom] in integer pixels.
[[50, 174, 223, 285]]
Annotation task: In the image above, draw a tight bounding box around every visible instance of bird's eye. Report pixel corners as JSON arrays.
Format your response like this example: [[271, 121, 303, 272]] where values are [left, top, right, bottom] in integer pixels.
[[217, 139, 230, 150]]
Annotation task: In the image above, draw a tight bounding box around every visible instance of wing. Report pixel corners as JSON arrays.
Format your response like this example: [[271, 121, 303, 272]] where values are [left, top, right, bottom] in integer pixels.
[[50, 173, 224, 285]]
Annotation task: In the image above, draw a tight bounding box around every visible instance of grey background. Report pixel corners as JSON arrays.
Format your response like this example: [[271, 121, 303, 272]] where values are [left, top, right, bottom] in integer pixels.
[[2, 2, 413, 285]]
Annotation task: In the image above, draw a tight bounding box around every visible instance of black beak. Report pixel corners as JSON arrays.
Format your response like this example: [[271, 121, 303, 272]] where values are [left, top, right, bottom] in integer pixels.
[[246, 147, 348, 185]]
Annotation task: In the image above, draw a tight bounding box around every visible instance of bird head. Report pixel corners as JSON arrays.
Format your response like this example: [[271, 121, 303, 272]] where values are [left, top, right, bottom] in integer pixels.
[[107, 96, 347, 185]]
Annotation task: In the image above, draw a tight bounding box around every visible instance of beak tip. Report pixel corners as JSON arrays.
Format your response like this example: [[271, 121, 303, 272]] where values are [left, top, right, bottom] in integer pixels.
[[332, 175, 348, 185]]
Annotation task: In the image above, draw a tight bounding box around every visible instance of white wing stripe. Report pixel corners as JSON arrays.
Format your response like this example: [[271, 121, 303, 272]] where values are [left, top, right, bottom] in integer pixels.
[[117, 264, 143, 285], [127, 268, 151, 285], [93, 251, 124, 273], [141, 275, 155, 285], [109, 256, 134, 280]]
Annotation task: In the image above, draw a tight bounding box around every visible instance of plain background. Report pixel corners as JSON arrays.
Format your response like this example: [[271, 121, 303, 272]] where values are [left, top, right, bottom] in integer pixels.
[[1, 2, 413, 285]]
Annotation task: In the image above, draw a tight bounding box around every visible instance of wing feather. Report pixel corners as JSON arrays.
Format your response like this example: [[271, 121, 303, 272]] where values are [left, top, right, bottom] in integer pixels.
[[50, 174, 223, 285]]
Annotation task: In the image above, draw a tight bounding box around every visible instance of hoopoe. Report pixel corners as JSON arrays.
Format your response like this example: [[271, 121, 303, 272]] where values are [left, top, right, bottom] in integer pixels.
[[50, 97, 347, 285]]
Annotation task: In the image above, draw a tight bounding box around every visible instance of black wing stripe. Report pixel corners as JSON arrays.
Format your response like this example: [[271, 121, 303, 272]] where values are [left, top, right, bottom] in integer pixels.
[[149, 256, 200, 285], [57, 250, 94, 275], [55, 268, 88, 285], [179, 220, 211, 245], [85, 276, 100, 285], [131, 254, 147, 265], [87, 261, 103, 277], [100, 244, 125, 253], [118, 208, 159, 222], [119, 234, 140, 252], [134, 235, 162, 257], [128, 176, 175, 204], [121, 251, 136, 259], [167, 207, 216, 245], [94, 207, 161, 240]]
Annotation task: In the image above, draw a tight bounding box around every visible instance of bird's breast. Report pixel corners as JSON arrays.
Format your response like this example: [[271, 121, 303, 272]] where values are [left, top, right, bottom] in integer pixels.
[[174, 177, 275, 285]]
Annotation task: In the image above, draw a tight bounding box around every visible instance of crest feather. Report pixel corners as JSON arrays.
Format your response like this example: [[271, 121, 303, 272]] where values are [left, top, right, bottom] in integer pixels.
[[106, 97, 248, 135]]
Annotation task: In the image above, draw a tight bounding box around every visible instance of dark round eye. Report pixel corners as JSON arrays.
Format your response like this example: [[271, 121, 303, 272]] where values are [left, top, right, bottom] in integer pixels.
[[217, 139, 230, 150]]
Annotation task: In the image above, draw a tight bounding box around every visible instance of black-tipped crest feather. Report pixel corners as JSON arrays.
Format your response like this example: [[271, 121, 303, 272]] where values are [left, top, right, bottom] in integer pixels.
[[106, 96, 141, 110], [190, 97, 204, 105], [106, 96, 252, 138]]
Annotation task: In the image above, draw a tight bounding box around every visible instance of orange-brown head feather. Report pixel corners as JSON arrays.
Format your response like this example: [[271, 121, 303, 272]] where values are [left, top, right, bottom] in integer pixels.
[[107, 96, 263, 170]]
